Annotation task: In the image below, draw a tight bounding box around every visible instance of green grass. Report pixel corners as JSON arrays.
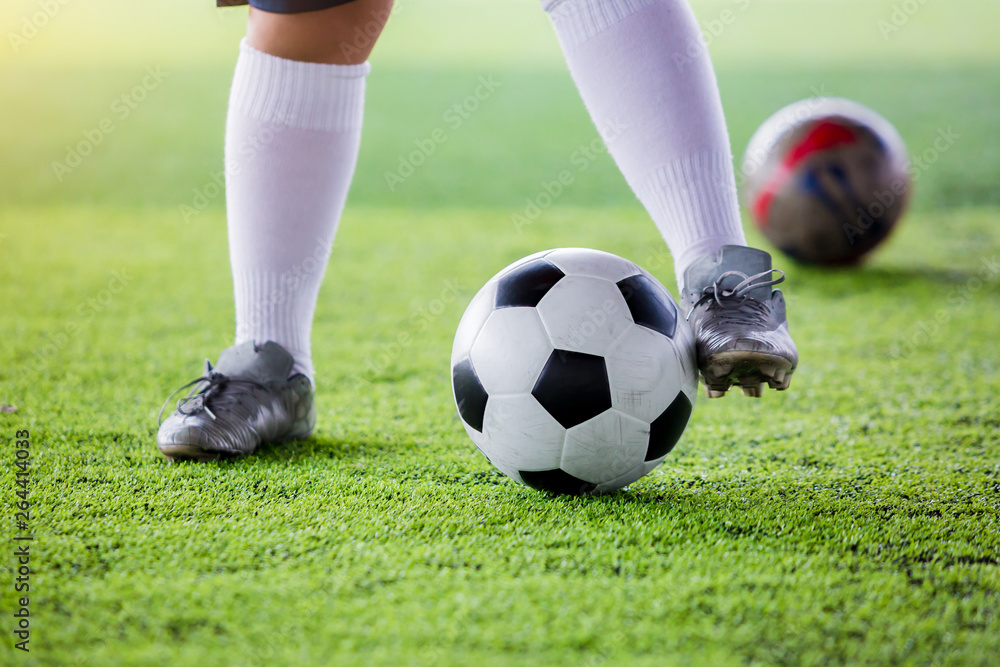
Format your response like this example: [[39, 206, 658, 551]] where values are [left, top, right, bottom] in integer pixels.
[[1, 0, 999, 665]]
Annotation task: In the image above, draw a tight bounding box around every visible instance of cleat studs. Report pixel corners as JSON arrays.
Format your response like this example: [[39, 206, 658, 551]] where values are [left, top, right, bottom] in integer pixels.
[[741, 384, 764, 398], [768, 374, 792, 391], [706, 386, 729, 399], [759, 365, 777, 379]]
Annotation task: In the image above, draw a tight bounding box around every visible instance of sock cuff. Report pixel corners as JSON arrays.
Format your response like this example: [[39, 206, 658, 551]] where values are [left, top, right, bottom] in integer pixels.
[[229, 39, 370, 133], [542, 0, 658, 47], [232, 269, 320, 381], [640, 150, 746, 259]]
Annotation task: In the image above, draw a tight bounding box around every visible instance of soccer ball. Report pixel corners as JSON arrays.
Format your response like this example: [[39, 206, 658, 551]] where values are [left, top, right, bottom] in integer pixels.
[[450, 248, 698, 495], [741, 97, 911, 265]]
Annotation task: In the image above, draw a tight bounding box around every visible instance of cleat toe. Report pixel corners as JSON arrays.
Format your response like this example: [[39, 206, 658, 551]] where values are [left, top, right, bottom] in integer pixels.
[[158, 444, 222, 463]]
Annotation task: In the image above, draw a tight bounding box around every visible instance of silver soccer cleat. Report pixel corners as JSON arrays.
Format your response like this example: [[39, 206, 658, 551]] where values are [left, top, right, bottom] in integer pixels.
[[681, 245, 798, 398], [156, 341, 316, 461]]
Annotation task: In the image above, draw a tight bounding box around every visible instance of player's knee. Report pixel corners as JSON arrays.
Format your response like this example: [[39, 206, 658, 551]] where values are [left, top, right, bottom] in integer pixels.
[[247, 0, 394, 65]]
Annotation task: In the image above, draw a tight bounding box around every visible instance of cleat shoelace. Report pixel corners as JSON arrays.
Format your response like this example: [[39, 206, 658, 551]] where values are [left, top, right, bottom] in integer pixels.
[[689, 268, 786, 329], [157, 360, 269, 426]]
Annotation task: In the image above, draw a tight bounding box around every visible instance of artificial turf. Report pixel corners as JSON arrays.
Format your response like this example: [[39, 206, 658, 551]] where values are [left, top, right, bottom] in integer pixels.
[[1, 0, 998, 664]]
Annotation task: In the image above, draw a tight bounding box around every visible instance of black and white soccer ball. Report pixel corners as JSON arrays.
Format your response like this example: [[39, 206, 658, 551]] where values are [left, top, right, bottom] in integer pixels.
[[451, 248, 698, 495]]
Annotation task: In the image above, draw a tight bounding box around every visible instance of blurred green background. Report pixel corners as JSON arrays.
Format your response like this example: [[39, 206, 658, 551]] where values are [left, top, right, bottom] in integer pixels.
[[2, 0, 999, 212]]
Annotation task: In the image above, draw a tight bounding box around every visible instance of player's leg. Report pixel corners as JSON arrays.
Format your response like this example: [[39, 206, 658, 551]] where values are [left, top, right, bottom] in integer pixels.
[[245, 0, 389, 64], [542, 0, 797, 397], [157, 0, 393, 461], [228, 0, 391, 382]]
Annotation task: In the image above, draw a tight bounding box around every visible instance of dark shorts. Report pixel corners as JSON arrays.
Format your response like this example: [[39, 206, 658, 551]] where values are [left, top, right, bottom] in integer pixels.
[[217, 0, 357, 12]]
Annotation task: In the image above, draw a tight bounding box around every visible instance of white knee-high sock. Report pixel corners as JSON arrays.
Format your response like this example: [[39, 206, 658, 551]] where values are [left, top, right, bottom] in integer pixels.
[[225, 39, 369, 382], [543, 0, 746, 288]]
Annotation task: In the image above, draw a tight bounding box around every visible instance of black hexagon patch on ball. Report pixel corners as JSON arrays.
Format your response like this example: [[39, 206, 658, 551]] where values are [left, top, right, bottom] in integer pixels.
[[531, 350, 612, 429], [495, 259, 565, 309], [617, 274, 677, 338], [519, 469, 598, 496], [645, 392, 693, 461], [452, 357, 489, 432]]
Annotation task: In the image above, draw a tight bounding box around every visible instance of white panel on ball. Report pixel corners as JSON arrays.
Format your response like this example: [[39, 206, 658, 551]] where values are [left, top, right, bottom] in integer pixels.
[[471, 307, 553, 395], [594, 464, 649, 494], [535, 275, 633, 357], [604, 325, 682, 423], [482, 394, 566, 478], [665, 299, 699, 404], [562, 409, 649, 485], [451, 281, 497, 367], [640, 458, 667, 476], [546, 248, 642, 282], [461, 420, 493, 463]]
